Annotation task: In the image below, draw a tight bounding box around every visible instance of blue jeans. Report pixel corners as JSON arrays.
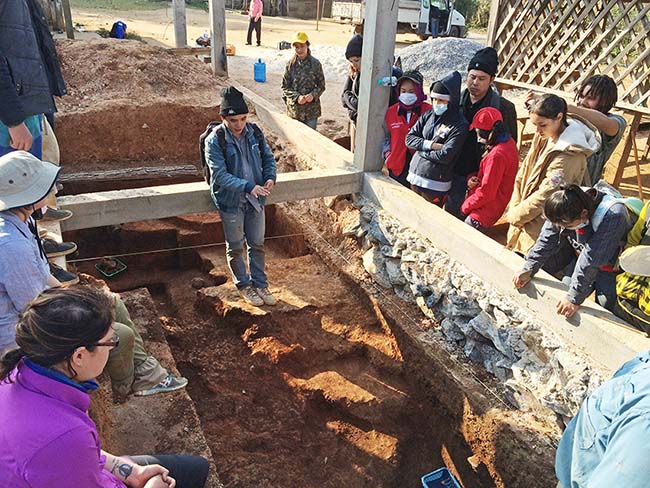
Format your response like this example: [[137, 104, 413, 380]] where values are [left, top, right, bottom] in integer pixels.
[[0, 135, 43, 159], [219, 200, 268, 289], [302, 118, 318, 130], [445, 174, 468, 220]]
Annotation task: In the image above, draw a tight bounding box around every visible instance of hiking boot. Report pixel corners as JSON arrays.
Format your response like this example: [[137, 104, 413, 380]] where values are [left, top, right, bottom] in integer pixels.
[[42, 207, 73, 222], [43, 238, 77, 258], [133, 374, 188, 397], [49, 262, 79, 285], [239, 286, 264, 306], [620, 246, 650, 277], [255, 287, 277, 306]]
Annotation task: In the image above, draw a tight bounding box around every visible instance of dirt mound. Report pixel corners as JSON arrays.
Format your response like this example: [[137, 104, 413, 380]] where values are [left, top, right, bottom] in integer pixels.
[[56, 38, 225, 112]]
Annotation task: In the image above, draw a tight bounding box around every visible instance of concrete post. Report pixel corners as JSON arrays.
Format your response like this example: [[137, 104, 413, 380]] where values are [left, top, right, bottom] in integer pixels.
[[352, 0, 399, 172], [172, 0, 188, 47], [209, 0, 228, 76], [61, 0, 74, 40]]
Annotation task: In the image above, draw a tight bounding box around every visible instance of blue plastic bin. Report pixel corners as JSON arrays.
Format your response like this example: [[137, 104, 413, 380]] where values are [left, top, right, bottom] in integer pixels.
[[254, 59, 266, 83], [421, 467, 462, 488]]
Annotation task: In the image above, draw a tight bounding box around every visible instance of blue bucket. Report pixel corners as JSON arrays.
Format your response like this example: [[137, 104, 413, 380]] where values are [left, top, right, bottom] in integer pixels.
[[254, 59, 266, 83], [421, 467, 462, 488]]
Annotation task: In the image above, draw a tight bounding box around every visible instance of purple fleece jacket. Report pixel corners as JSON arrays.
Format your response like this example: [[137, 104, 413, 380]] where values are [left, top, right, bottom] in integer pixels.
[[0, 360, 125, 487]]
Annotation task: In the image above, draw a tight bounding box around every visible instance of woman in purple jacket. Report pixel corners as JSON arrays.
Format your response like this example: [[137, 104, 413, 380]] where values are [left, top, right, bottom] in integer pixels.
[[0, 285, 209, 488]]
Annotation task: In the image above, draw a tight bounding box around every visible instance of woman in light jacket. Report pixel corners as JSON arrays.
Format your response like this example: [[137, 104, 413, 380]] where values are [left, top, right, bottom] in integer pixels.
[[506, 94, 600, 254]]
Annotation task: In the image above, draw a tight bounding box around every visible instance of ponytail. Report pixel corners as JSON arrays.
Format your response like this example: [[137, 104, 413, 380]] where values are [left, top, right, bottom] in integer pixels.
[[0, 348, 27, 382]]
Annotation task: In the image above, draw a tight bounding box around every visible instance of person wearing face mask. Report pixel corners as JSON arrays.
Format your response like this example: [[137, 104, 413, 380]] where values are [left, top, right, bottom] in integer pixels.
[[505, 94, 600, 254], [445, 47, 518, 219], [382, 70, 432, 188], [281, 32, 326, 130], [0, 151, 188, 398], [405, 71, 468, 207], [460, 107, 519, 231], [512, 184, 636, 318]]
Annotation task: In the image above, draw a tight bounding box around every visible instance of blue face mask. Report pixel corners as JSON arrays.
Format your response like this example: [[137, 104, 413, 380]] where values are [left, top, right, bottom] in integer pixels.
[[433, 104, 448, 116], [563, 220, 589, 231], [399, 93, 418, 106]]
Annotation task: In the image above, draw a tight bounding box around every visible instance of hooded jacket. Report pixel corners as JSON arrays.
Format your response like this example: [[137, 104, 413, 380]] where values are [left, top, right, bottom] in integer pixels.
[[405, 71, 468, 187], [506, 116, 601, 254], [0, 0, 67, 127]]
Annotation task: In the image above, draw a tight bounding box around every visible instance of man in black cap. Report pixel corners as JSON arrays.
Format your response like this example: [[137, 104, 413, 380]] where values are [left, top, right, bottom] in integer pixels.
[[445, 47, 518, 219], [204, 86, 278, 307]]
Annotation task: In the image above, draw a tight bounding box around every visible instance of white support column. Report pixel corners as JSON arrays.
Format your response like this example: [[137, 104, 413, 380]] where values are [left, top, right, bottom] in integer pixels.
[[352, 0, 399, 172], [172, 0, 188, 47], [209, 0, 228, 77]]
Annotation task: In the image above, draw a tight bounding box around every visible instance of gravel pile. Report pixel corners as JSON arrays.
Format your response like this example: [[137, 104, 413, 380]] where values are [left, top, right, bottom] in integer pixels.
[[397, 37, 485, 87]]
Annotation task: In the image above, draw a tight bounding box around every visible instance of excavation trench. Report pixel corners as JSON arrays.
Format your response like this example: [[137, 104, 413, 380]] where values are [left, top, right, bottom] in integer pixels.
[[66, 204, 556, 488]]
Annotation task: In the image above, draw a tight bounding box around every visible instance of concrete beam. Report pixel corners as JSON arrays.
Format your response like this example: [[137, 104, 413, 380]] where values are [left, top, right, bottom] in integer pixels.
[[232, 81, 354, 170], [172, 0, 188, 48], [362, 172, 650, 373], [209, 0, 228, 76], [59, 168, 363, 232], [352, 0, 399, 171]]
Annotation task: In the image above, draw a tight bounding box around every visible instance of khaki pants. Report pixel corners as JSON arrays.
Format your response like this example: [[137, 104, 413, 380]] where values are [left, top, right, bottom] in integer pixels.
[[105, 297, 168, 397], [41, 117, 59, 208]]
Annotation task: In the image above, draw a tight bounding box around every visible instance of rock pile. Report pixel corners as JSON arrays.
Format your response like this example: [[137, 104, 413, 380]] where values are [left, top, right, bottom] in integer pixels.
[[350, 199, 604, 418]]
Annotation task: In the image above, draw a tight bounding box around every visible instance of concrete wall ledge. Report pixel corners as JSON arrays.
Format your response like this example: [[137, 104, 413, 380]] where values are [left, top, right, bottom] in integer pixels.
[[362, 172, 649, 376]]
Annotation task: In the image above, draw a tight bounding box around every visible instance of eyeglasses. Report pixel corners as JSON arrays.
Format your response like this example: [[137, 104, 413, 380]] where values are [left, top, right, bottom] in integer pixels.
[[91, 334, 120, 349]]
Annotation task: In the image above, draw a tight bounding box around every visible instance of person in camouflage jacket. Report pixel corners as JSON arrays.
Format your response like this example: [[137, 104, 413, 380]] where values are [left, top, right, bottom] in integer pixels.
[[281, 32, 326, 130]]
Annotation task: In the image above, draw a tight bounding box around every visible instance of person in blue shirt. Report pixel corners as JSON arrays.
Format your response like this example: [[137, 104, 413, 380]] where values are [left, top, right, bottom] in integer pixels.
[[555, 350, 650, 487]]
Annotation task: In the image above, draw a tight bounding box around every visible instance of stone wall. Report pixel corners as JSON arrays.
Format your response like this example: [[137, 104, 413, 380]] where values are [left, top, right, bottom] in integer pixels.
[[349, 198, 604, 418]]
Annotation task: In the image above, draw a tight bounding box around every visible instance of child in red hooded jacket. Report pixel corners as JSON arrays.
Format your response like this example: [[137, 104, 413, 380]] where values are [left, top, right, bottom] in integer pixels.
[[382, 70, 432, 188], [461, 107, 519, 231]]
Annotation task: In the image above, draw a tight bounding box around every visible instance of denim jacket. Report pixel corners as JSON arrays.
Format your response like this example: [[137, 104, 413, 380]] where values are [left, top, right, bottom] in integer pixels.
[[205, 122, 277, 213]]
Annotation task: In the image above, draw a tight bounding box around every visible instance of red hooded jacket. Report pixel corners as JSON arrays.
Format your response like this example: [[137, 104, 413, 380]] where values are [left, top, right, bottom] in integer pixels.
[[461, 136, 519, 227], [384, 102, 432, 176]]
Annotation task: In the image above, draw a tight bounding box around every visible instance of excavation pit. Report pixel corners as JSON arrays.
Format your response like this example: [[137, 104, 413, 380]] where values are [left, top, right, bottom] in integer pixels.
[[67, 205, 557, 488]]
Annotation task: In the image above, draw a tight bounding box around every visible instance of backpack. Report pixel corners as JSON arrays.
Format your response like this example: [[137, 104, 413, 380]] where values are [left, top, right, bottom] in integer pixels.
[[589, 180, 645, 237], [109, 21, 127, 39], [199, 122, 266, 185]]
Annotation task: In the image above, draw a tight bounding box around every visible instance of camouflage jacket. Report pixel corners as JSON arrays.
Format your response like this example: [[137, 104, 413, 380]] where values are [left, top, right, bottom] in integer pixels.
[[281, 54, 326, 121]]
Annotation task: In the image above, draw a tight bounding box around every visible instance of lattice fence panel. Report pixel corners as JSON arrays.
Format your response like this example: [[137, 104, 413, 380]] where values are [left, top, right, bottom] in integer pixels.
[[488, 0, 650, 108]]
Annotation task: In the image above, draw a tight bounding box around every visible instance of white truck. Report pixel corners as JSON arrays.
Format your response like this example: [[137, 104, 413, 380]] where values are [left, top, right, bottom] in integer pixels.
[[331, 0, 466, 40]]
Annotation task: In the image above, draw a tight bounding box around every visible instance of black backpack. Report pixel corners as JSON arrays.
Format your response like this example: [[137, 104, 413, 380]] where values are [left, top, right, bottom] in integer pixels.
[[199, 122, 266, 185]]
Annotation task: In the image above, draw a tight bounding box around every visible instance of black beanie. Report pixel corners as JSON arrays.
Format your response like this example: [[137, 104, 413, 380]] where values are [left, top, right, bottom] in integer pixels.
[[220, 86, 249, 116], [345, 35, 363, 59], [430, 80, 449, 96], [468, 47, 499, 76]]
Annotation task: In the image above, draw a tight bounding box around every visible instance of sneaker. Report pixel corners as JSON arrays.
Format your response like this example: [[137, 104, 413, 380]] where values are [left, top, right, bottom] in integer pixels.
[[133, 374, 188, 397], [245, 42, 252, 45], [43, 238, 77, 258], [239, 286, 264, 306], [42, 208, 73, 222], [255, 287, 277, 306], [620, 246, 650, 277], [49, 262, 79, 285]]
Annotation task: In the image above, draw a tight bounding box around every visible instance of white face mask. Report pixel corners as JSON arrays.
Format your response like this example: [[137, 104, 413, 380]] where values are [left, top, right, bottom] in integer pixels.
[[433, 104, 448, 116], [476, 130, 488, 145], [399, 93, 418, 106], [563, 220, 589, 231]]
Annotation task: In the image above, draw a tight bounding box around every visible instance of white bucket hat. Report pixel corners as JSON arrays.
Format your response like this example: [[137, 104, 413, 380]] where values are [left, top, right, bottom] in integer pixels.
[[0, 151, 61, 211], [619, 246, 650, 277]]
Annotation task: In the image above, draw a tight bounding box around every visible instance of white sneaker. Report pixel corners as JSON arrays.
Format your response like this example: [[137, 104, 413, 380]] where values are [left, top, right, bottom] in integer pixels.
[[239, 286, 264, 306], [255, 287, 277, 306]]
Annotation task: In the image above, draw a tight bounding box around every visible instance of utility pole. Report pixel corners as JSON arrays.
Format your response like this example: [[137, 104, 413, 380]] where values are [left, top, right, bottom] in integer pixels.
[[172, 0, 188, 47], [209, 0, 228, 76], [61, 0, 74, 39]]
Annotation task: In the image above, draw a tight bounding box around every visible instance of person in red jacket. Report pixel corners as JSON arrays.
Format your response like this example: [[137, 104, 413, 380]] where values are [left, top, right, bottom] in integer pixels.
[[461, 107, 519, 231], [382, 70, 432, 188]]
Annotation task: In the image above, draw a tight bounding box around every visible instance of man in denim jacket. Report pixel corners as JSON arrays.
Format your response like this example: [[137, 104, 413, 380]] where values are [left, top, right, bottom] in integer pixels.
[[205, 86, 277, 306]]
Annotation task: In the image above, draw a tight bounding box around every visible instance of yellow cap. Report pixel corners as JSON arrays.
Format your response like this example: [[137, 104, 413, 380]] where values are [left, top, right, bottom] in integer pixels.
[[291, 32, 309, 45]]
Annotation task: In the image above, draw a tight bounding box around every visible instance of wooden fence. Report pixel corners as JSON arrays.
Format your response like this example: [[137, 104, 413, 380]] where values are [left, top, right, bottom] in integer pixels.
[[487, 0, 649, 109]]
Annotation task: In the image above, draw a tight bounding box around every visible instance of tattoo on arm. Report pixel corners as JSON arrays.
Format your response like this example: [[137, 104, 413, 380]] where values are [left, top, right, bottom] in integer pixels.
[[109, 458, 133, 480]]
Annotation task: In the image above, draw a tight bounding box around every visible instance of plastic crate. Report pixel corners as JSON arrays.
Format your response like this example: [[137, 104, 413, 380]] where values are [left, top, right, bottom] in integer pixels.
[[95, 257, 127, 279], [421, 467, 462, 488]]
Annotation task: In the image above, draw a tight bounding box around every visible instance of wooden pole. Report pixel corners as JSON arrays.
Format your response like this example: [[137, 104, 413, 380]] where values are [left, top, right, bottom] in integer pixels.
[[352, 0, 399, 171], [172, 0, 188, 47], [316, 0, 321, 31], [61, 0, 74, 39], [486, 0, 501, 45], [209, 0, 228, 76]]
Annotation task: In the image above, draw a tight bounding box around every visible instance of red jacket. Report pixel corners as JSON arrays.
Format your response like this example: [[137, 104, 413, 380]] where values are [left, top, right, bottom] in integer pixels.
[[461, 137, 519, 228], [384, 102, 432, 176]]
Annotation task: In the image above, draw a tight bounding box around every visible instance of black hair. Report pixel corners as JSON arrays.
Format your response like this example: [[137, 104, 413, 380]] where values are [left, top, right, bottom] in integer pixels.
[[544, 185, 597, 224], [480, 120, 508, 146], [528, 94, 568, 127], [575, 75, 617, 114], [0, 285, 115, 381], [289, 41, 310, 70]]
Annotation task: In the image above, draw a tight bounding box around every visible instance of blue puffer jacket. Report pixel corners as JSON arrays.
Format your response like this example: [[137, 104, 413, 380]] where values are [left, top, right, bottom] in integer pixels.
[[405, 70, 468, 184], [205, 122, 277, 213], [0, 0, 67, 127]]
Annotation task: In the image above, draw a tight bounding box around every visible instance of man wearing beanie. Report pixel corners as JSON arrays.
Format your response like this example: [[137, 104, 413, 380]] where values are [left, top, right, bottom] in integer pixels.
[[204, 86, 278, 307], [342, 35, 363, 150], [445, 47, 518, 219]]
